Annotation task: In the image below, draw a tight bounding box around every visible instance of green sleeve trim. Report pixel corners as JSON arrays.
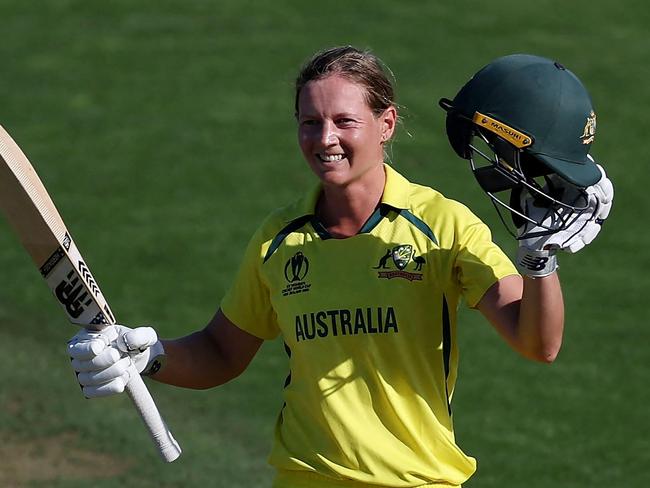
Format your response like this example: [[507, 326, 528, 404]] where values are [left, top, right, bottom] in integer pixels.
[[398, 209, 439, 245], [263, 215, 312, 263]]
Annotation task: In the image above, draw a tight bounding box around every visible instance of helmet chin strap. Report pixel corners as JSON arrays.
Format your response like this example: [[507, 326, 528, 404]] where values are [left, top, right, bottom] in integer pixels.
[[466, 129, 592, 239]]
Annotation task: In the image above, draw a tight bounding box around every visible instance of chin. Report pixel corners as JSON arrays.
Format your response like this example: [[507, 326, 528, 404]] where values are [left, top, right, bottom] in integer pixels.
[[317, 171, 351, 187], [313, 161, 383, 189], [309, 162, 349, 183]]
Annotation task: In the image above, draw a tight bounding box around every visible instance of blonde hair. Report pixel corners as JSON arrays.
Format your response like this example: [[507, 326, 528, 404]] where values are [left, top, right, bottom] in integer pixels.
[[294, 46, 396, 118]]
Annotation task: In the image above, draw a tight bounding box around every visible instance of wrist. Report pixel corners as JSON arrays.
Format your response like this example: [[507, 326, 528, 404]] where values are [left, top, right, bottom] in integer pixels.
[[516, 247, 558, 278], [141, 340, 166, 377]]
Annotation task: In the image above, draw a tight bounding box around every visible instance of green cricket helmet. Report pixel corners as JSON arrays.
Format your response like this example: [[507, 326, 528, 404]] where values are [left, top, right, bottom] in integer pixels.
[[439, 54, 601, 236]]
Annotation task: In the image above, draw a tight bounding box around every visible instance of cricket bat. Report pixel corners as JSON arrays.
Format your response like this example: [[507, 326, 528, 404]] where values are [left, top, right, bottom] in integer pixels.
[[0, 125, 181, 462]]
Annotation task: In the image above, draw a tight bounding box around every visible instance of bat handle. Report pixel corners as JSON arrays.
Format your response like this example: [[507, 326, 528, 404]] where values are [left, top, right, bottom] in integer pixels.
[[124, 365, 182, 462]]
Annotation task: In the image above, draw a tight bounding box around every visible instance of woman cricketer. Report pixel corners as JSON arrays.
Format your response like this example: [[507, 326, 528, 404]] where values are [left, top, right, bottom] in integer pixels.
[[68, 46, 613, 487]]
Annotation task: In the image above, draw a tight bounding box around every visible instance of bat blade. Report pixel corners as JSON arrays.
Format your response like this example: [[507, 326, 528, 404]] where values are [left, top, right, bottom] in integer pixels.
[[0, 125, 181, 462], [0, 131, 68, 266]]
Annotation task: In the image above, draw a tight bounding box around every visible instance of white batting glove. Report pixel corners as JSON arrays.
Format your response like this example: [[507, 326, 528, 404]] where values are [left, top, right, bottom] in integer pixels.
[[516, 163, 613, 277], [67, 325, 165, 398]]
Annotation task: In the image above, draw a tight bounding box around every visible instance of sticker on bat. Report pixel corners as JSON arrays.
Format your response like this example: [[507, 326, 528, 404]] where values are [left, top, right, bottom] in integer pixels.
[[45, 256, 105, 324], [40, 247, 65, 277], [62, 232, 72, 251], [78, 260, 101, 297], [55, 270, 93, 319]]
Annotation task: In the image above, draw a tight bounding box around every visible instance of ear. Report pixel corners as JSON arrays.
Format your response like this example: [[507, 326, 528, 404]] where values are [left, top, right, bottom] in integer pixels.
[[379, 106, 397, 143]]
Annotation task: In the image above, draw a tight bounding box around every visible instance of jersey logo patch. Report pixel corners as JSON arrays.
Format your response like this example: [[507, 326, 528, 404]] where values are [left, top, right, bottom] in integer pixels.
[[284, 251, 309, 282], [282, 252, 311, 296], [392, 244, 413, 270], [374, 245, 425, 281]]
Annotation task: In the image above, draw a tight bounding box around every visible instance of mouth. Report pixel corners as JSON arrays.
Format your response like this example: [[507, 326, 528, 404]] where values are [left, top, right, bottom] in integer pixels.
[[317, 153, 346, 163]]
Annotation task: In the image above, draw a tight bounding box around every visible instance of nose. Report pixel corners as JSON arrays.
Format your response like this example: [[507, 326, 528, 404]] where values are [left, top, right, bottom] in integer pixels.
[[320, 121, 338, 146]]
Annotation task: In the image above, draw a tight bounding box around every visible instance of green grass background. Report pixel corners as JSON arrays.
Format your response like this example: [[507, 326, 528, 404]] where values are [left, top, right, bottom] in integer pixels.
[[0, 1, 647, 486]]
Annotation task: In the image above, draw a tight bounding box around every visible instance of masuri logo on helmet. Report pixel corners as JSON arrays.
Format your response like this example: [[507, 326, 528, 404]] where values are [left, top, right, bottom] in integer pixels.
[[471, 112, 533, 149]]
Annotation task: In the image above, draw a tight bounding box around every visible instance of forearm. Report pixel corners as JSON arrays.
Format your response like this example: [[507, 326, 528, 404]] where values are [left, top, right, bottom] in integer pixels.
[[150, 329, 239, 389], [516, 273, 564, 362], [149, 310, 264, 389], [479, 273, 565, 363]]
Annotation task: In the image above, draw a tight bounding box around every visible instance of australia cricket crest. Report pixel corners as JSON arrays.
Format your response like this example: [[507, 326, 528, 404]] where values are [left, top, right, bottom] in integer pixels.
[[392, 244, 413, 270], [374, 244, 424, 282]]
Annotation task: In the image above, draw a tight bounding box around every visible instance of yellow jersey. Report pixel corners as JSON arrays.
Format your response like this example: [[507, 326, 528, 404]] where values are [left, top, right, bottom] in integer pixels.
[[221, 164, 518, 487]]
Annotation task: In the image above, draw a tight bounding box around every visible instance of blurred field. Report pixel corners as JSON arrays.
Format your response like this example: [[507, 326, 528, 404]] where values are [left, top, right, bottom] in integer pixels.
[[0, 1, 647, 487]]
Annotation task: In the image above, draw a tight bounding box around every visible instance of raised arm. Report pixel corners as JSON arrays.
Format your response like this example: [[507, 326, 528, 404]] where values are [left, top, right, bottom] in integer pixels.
[[477, 274, 564, 363], [476, 165, 613, 363]]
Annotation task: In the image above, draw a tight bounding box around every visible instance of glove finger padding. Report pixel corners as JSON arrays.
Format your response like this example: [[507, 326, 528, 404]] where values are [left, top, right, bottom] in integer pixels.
[[560, 164, 613, 253], [71, 347, 122, 372], [113, 325, 164, 375], [77, 356, 133, 386], [117, 327, 159, 354], [592, 165, 614, 220], [67, 326, 119, 360], [564, 223, 599, 253], [516, 164, 612, 254], [82, 375, 129, 398]]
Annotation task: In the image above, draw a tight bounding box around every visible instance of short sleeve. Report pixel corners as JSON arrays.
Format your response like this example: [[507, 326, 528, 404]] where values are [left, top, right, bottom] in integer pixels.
[[220, 226, 281, 340], [455, 220, 519, 308]]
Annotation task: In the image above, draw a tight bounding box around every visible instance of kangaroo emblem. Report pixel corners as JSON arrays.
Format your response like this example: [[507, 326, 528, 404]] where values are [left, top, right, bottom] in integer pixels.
[[373, 249, 392, 269]]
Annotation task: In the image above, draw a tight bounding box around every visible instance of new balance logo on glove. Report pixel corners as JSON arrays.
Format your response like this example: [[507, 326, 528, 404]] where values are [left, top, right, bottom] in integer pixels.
[[520, 255, 550, 272], [516, 247, 558, 278]]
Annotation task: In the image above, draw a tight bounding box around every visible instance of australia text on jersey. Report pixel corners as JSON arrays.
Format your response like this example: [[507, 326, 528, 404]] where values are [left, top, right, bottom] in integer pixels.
[[295, 306, 398, 342]]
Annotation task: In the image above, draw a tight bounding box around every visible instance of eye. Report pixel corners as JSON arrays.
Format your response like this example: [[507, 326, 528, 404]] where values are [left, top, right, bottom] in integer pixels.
[[300, 119, 319, 127], [336, 118, 356, 127]]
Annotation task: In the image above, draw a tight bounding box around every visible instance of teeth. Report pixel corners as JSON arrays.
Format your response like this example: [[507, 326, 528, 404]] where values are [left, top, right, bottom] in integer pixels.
[[319, 154, 344, 162]]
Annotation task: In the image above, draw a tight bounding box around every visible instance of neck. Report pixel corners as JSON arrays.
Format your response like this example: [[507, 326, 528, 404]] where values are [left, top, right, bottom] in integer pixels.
[[317, 164, 386, 238]]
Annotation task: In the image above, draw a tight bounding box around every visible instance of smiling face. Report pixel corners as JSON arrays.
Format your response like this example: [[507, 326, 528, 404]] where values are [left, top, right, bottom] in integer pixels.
[[297, 74, 396, 188]]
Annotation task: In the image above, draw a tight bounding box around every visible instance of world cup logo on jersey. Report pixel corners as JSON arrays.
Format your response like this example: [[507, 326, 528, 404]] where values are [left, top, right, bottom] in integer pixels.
[[284, 251, 309, 282], [282, 252, 312, 296]]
